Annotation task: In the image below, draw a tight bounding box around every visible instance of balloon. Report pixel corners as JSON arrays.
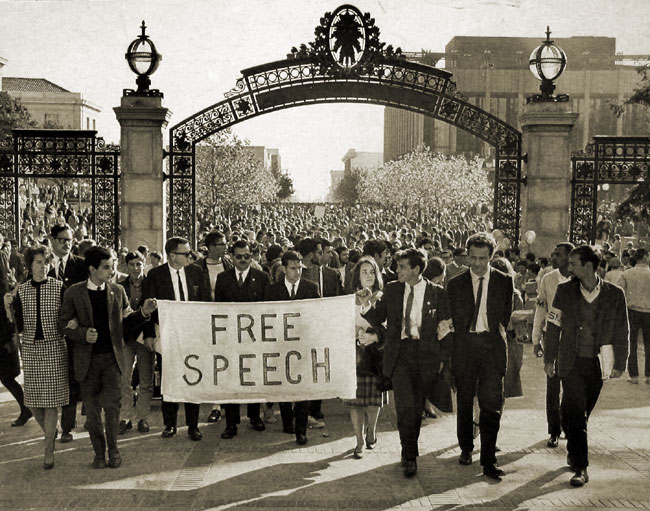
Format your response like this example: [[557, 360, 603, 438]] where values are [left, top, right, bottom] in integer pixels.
[[492, 229, 504, 241], [524, 230, 536, 245]]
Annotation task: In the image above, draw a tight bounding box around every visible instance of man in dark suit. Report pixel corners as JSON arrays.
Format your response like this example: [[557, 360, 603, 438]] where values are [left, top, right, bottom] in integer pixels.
[[544, 245, 628, 487], [59, 246, 155, 468], [215, 239, 270, 439], [300, 237, 342, 423], [264, 250, 320, 445], [448, 232, 513, 480], [359, 248, 453, 477], [141, 237, 212, 441], [49, 224, 88, 443]]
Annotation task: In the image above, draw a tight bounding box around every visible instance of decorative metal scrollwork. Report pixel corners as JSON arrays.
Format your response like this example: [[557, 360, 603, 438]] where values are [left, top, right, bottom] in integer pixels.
[[0, 130, 120, 248], [168, 4, 524, 245]]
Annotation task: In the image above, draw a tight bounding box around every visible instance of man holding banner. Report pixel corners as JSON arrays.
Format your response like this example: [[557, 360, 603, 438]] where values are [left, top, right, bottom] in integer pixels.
[[358, 248, 453, 478], [215, 240, 270, 439], [264, 250, 320, 445], [141, 237, 211, 441]]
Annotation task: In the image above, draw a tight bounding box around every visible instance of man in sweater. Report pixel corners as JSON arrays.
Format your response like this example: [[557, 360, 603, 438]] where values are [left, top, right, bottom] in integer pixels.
[[544, 245, 629, 487], [60, 246, 156, 468]]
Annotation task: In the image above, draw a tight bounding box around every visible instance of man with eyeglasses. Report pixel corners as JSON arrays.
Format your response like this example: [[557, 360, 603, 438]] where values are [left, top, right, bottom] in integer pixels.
[[48, 224, 88, 443], [193, 231, 233, 423], [141, 237, 211, 441], [215, 240, 270, 439]]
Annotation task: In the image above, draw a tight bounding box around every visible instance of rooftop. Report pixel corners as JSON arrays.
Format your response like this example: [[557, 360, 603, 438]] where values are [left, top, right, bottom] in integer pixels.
[[2, 77, 70, 93]]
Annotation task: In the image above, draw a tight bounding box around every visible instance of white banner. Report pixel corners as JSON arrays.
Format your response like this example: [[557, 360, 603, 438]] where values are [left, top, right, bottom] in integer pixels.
[[157, 295, 357, 403]]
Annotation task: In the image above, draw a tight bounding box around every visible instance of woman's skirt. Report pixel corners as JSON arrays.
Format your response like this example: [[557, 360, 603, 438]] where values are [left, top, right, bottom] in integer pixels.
[[21, 337, 69, 408], [342, 374, 388, 408]]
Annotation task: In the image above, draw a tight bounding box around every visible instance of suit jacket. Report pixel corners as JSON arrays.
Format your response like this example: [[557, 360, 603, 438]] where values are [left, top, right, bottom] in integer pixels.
[[302, 265, 342, 297], [544, 278, 629, 378], [58, 281, 149, 381], [141, 263, 211, 338], [48, 253, 87, 289], [264, 278, 320, 301], [214, 267, 270, 303], [447, 268, 513, 378], [363, 278, 453, 380]]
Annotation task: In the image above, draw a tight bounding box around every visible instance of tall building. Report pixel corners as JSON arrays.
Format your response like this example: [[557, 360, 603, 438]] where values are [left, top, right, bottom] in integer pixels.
[[328, 149, 383, 201], [384, 36, 650, 162], [245, 146, 282, 173], [1, 58, 101, 131]]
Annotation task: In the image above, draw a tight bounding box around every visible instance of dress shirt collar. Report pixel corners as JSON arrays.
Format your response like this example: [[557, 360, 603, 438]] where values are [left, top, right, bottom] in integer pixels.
[[236, 267, 250, 282], [87, 279, 106, 291], [284, 277, 300, 297], [469, 267, 491, 283], [406, 276, 425, 292], [579, 277, 601, 303]]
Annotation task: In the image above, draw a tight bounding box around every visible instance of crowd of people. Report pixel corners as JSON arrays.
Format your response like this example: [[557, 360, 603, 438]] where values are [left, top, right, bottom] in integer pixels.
[[0, 201, 649, 489]]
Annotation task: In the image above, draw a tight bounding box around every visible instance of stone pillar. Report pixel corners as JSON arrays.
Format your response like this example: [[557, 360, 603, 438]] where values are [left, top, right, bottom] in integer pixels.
[[114, 96, 171, 252], [519, 101, 579, 258]]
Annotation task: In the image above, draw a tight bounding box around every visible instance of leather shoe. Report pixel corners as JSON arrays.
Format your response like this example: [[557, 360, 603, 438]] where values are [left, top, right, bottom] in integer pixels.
[[283, 425, 295, 434], [547, 435, 559, 448], [570, 468, 589, 487], [311, 411, 324, 420], [459, 450, 472, 466], [482, 464, 505, 480], [93, 456, 106, 469], [108, 453, 122, 468], [43, 461, 54, 470], [161, 426, 177, 438], [250, 418, 265, 431], [403, 459, 417, 477], [12, 410, 33, 427], [60, 431, 73, 443], [188, 428, 203, 441], [296, 433, 308, 445], [137, 419, 150, 433], [207, 409, 222, 423], [118, 419, 132, 435], [221, 426, 237, 439]]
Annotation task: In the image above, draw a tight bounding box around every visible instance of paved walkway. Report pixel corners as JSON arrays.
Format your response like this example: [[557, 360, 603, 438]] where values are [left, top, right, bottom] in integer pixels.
[[1, 344, 650, 510]]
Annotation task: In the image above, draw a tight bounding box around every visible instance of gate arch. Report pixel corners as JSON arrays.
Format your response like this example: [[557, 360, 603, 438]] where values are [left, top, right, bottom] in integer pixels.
[[169, 5, 523, 244]]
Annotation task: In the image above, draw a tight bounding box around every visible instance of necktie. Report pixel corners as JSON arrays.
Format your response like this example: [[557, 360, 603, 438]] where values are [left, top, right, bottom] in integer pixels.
[[237, 272, 244, 287], [58, 259, 65, 281], [177, 270, 185, 301], [404, 285, 414, 337], [470, 277, 484, 332], [290, 284, 296, 299]]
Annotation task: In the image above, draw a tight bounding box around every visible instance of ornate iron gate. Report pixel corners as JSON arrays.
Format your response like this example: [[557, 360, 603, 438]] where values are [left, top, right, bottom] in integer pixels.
[[0, 129, 120, 248], [168, 4, 523, 246], [570, 136, 650, 245]]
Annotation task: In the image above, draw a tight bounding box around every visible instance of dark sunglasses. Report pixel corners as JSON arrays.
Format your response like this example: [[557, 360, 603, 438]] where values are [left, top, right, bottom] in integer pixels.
[[173, 251, 191, 257]]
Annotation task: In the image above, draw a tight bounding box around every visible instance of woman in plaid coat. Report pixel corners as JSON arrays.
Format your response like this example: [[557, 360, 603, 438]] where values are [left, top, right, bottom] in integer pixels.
[[7, 245, 68, 469]]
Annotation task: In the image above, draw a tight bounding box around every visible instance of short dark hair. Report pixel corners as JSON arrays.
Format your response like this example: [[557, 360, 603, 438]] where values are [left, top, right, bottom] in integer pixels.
[[569, 245, 601, 270], [85, 246, 113, 271], [634, 247, 647, 260], [466, 232, 497, 256], [453, 247, 467, 258], [150, 250, 162, 262], [266, 244, 283, 262], [426, 257, 446, 279], [165, 237, 189, 255], [125, 250, 145, 265], [137, 245, 149, 255], [362, 239, 387, 258], [230, 239, 251, 253], [416, 237, 433, 249], [396, 248, 426, 274], [50, 224, 72, 238], [281, 250, 301, 266], [204, 231, 225, 246], [296, 238, 318, 257], [25, 245, 52, 271]]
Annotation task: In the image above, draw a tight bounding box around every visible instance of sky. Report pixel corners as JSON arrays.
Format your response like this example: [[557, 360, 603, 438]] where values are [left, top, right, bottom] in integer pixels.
[[1, 0, 650, 200]]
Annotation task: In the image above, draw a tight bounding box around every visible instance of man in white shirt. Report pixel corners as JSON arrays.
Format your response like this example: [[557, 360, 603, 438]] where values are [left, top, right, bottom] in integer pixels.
[[618, 248, 650, 384], [532, 242, 574, 448]]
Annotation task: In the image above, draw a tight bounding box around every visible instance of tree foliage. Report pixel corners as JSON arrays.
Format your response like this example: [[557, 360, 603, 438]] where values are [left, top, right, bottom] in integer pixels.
[[333, 168, 362, 205], [0, 92, 37, 139], [196, 130, 279, 224], [276, 172, 295, 200], [357, 147, 491, 213]]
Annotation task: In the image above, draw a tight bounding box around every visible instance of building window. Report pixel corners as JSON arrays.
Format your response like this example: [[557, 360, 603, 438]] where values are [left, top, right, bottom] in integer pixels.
[[44, 114, 60, 128], [86, 117, 90, 129], [92, 119, 96, 130]]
